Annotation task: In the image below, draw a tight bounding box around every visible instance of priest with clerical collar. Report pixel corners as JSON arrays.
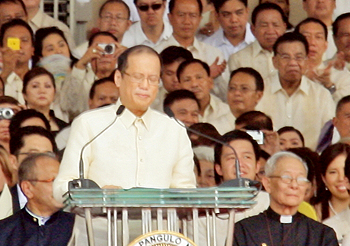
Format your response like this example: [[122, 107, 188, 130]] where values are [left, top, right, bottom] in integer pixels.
[[233, 151, 338, 246]]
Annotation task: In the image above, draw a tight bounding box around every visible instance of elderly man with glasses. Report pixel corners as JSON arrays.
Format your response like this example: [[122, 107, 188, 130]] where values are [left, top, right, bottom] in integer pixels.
[[234, 151, 338, 245]]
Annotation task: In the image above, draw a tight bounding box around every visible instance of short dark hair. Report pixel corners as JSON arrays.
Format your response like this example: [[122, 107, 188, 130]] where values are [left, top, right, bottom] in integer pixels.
[[18, 152, 58, 185], [177, 59, 210, 81], [88, 31, 119, 46], [213, 0, 247, 12], [99, 0, 130, 19], [273, 32, 309, 55], [336, 95, 350, 115], [214, 130, 261, 184], [9, 109, 51, 137], [189, 123, 221, 147], [34, 26, 77, 65], [288, 147, 318, 183], [163, 89, 200, 111], [0, 0, 27, 18], [9, 126, 58, 156], [0, 95, 20, 106], [294, 17, 328, 40], [169, 0, 203, 14], [0, 19, 33, 47], [277, 126, 305, 146], [230, 67, 264, 92], [333, 13, 350, 37], [235, 111, 273, 131], [160, 46, 193, 66], [89, 77, 116, 99], [251, 2, 287, 26], [117, 45, 162, 74], [22, 67, 55, 94]]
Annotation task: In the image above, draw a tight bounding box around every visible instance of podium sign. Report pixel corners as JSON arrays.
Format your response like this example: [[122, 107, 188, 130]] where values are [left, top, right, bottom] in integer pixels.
[[64, 187, 257, 246]]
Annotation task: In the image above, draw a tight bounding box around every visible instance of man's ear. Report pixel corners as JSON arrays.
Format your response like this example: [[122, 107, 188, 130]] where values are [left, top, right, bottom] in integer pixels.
[[262, 176, 271, 193], [215, 163, 223, 176], [20, 181, 34, 199], [114, 70, 122, 88]]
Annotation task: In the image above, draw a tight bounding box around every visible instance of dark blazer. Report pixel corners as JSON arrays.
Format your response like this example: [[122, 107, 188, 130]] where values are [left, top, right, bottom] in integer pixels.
[[0, 208, 75, 246]]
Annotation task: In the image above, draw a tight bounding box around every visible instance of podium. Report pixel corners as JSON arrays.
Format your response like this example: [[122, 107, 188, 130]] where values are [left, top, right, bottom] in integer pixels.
[[64, 187, 258, 246]]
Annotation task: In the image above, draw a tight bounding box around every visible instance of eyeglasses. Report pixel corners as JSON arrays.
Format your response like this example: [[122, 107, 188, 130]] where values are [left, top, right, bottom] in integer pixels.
[[228, 86, 256, 94], [26, 177, 55, 183], [269, 175, 310, 186], [137, 3, 162, 12], [100, 15, 129, 23], [123, 72, 160, 86], [277, 53, 307, 63], [17, 151, 56, 156]]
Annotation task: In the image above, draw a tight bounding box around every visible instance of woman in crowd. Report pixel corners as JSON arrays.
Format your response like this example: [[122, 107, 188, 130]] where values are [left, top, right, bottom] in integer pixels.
[[22, 67, 68, 136], [313, 143, 350, 222], [34, 26, 77, 122], [277, 126, 305, 150]]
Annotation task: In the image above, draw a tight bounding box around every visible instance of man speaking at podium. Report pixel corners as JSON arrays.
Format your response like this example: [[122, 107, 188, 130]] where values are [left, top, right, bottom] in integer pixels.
[[53, 45, 196, 244]]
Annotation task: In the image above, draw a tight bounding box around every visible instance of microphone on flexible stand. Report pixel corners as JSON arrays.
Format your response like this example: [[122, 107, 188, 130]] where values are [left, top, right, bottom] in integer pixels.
[[164, 107, 259, 188], [68, 105, 126, 190]]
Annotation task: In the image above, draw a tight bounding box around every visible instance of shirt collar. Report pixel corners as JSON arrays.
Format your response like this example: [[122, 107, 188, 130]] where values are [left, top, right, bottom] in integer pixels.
[[30, 9, 44, 28], [117, 99, 152, 131], [25, 206, 51, 226], [252, 40, 273, 58], [265, 207, 301, 223], [271, 74, 309, 96]]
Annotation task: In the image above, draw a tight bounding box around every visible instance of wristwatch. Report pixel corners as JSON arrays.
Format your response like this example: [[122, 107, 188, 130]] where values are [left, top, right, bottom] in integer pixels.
[[327, 84, 336, 94]]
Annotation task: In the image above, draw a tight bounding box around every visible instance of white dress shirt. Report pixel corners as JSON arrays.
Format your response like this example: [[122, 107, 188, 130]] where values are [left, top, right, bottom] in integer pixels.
[[203, 24, 255, 60], [256, 74, 335, 150], [325, 27, 337, 61], [199, 94, 231, 132], [228, 40, 277, 79], [29, 10, 75, 49], [53, 100, 196, 202], [310, 62, 350, 104], [211, 111, 236, 135], [155, 35, 230, 102], [121, 20, 173, 48], [4, 72, 24, 104], [0, 184, 12, 220], [323, 207, 350, 244]]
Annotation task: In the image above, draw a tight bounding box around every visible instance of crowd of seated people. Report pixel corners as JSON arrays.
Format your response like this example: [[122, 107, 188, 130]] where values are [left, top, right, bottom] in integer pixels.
[[1, 0, 350, 245]]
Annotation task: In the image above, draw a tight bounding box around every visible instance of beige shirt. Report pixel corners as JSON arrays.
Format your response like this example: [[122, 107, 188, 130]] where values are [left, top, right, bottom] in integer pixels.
[[122, 20, 173, 48], [323, 207, 350, 244], [150, 86, 168, 112], [53, 100, 196, 202], [4, 72, 24, 104], [29, 10, 75, 49], [211, 111, 236, 135], [256, 74, 335, 150], [310, 62, 350, 104], [228, 40, 277, 79], [155, 35, 230, 102], [199, 94, 231, 133], [0, 183, 12, 220]]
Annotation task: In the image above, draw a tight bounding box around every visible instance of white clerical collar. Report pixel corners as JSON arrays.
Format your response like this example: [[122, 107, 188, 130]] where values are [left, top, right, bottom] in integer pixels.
[[25, 207, 51, 226], [280, 215, 293, 223]]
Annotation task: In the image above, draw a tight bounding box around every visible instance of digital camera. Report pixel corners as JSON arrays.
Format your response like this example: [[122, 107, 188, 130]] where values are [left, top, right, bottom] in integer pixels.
[[0, 108, 14, 120], [98, 43, 116, 55]]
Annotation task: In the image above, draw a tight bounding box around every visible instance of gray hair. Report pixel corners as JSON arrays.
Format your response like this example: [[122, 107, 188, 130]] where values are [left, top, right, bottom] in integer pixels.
[[265, 151, 308, 176], [193, 146, 214, 163], [18, 152, 58, 184]]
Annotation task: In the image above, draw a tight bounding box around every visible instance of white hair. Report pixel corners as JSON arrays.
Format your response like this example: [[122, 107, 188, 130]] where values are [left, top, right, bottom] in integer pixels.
[[193, 146, 214, 162], [264, 151, 308, 177]]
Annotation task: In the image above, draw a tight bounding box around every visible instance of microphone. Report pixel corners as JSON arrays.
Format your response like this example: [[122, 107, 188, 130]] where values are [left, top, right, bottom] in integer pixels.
[[164, 107, 259, 188], [68, 105, 125, 190]]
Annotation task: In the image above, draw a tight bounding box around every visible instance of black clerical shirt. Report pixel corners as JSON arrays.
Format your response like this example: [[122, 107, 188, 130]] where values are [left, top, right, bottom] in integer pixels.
[[233, 207, 338, 246]]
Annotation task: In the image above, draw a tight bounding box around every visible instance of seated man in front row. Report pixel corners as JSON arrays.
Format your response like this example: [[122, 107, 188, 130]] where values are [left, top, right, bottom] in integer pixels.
[[0, 153, 74, 246], [234, 151, 338, 245]]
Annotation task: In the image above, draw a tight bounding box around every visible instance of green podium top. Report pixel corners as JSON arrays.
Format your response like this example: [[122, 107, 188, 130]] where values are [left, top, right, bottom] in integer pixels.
[[64, 187, 258, 209]]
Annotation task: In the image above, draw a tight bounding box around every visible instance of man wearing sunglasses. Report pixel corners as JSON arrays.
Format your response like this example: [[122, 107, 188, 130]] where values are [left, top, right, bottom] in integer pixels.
[[0, 153, 75, 246], [121, 0, 173, 48]]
